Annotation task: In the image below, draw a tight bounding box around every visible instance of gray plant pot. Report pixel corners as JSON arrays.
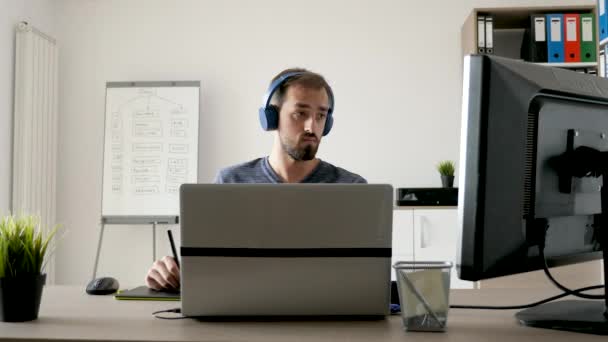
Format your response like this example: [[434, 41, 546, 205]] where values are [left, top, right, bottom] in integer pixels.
[[441, 175, 454, 188]]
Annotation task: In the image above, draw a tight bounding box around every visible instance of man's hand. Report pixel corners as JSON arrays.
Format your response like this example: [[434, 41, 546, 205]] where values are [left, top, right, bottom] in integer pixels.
[[145, 256, 180, 291]]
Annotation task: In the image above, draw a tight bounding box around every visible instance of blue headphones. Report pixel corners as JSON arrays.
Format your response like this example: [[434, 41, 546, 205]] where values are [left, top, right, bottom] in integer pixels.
[[258, 71, 334, 136]]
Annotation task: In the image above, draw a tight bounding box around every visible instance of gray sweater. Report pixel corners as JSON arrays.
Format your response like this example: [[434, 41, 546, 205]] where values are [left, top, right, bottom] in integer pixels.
[[214, 157, 366, 184]]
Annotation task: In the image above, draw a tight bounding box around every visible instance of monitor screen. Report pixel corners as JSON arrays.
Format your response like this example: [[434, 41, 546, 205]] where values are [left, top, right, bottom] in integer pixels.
[[458, 55, 607, 281], [457, 54, 607, 333]]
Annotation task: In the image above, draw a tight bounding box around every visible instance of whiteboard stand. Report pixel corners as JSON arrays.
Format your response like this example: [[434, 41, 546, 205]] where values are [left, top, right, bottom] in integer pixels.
[[97, 81, 198, 280], [92, 215, 179, 280]]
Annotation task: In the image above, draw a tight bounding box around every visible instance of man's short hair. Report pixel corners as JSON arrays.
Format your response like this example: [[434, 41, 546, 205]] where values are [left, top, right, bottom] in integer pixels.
[[269, 68, 333, 109]]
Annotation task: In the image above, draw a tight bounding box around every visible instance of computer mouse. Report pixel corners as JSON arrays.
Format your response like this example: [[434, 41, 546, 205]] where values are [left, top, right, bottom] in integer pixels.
[[86, 277, 119, 295]]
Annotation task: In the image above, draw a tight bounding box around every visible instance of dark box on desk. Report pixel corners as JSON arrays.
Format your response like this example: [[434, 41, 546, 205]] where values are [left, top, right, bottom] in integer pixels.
[[396, 188, 458, 206]]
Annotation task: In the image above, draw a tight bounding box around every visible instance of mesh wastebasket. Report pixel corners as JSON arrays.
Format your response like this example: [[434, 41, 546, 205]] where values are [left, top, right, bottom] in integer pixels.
[[393, 261, 452, 332]]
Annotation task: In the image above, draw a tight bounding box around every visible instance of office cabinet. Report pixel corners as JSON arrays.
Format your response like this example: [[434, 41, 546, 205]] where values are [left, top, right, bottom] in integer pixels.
[[412, 208, 475, 289], [396, 207, 602, 290], [391, 209, 414, 281], [393, 207, 475, 289]]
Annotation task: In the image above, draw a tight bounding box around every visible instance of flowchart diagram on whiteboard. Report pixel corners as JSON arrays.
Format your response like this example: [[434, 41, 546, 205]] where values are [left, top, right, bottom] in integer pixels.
[[101, 81, 200, 217]]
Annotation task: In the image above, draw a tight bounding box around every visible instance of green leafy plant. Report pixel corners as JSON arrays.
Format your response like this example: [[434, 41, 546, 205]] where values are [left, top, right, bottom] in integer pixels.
[[0, 214, 58, 279], [436, 160, 455, 177]]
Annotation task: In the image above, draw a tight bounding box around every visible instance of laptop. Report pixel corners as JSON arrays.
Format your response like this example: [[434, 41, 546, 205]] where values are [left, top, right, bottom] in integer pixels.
[[179, 184, 393, 317]]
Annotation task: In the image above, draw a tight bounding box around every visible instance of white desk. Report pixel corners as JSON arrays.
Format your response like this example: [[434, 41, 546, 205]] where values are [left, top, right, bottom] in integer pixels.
[[0, 286, 605, 341]]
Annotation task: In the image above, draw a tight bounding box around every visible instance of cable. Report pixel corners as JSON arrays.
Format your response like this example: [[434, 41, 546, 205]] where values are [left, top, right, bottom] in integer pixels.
[[450, 284, 604, 310], [152, 308, 189, 320], [535, 218, 605, 300], [449, 221, 605, 310], [539, 246, 605, 300]]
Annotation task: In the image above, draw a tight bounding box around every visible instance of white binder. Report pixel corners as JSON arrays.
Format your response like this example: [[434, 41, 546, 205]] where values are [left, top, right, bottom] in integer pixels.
[[600, 50, 605, 78], [477, 15, 486, 54], [485, 16, 494, 54]]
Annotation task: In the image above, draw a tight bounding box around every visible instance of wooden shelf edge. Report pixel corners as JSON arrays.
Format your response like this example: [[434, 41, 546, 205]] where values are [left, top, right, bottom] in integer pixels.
[[534, 62, 597, 68]]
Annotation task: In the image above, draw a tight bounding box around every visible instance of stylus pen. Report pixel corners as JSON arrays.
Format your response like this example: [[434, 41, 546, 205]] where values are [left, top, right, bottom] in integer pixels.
[[167, 230, 180, 269]]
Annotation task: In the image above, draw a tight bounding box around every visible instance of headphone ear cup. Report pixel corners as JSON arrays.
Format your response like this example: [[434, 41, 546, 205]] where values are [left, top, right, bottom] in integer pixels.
[[265, 105, 279, 130], [259, 105, 279, 131], [322, 115, 333, 136]]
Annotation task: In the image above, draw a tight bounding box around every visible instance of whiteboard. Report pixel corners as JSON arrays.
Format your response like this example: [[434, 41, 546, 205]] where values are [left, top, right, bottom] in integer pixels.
[[101, 81, 199, 217]]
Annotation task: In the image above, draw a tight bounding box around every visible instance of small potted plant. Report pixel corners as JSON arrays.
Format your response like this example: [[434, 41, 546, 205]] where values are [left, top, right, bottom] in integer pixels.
[[437, 161, 455, 188], [0, 214, 58, 322]]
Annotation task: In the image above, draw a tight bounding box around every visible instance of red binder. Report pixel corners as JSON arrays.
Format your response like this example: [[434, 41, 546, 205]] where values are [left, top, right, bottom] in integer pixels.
[[564, 14, 581, 62]]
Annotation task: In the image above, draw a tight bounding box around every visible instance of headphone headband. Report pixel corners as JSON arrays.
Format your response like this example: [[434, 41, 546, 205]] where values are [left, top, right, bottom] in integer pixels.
[[258, 71, 335, 136], [262, 72, 334, 115]]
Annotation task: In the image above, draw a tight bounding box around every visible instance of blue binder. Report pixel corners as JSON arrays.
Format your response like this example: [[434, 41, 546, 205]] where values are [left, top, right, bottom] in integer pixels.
[[599, 0, 607, 42], [547, 14, 564, 63]]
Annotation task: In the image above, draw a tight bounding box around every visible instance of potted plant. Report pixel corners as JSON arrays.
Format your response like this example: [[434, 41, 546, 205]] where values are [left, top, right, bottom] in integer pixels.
[[0, 214, 58, 322], [437, 161, 455, 188]]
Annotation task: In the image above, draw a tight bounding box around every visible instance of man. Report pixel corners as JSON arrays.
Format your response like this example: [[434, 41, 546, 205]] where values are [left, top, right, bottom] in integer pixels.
[[145, 68, 366, 290]]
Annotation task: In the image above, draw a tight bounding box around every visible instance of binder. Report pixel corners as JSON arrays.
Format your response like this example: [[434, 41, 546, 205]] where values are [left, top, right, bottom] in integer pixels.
[[599, 0, 607, 42], [580, 13, 597, 63], [600, 50, 606, 78], [564, 14, 581, 62], [547, 14, 564, 63], [485, 16, 494, 54], [605, 45, 608, 77], [477, 15, 486, 54], [521, 15, 548, 62]]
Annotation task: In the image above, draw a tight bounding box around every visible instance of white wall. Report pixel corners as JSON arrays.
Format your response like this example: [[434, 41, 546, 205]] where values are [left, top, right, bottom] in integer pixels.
[[53, 0, 594, 286], [0, 0, 55, 214]]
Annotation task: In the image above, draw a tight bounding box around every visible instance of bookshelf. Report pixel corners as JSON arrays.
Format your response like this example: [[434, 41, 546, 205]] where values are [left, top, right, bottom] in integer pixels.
[[461, 5, 599, 72]]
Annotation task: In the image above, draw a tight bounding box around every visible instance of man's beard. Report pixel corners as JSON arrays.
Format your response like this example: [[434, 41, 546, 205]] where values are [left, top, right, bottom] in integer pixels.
[[280, 133, 319, 161]]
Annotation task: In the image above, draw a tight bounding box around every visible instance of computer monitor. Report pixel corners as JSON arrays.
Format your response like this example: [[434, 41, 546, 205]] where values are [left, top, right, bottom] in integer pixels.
[[458, 54, 607, 334]]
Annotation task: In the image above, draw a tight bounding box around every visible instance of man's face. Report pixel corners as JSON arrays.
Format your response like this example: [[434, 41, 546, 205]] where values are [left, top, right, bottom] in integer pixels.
[[277, 84, 329, 161]]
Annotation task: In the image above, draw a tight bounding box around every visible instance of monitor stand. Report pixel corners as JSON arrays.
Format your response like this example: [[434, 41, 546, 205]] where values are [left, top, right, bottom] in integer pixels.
[[516, 300, 607, 335], [516, 155, 608, 335]]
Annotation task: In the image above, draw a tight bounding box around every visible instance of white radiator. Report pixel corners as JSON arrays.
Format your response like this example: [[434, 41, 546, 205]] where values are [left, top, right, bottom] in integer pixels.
[[12, 22, 58, 284]]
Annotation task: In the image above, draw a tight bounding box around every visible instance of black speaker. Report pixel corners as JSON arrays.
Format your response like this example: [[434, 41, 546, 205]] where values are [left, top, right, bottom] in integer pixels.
[[396, 188, 458, 206]]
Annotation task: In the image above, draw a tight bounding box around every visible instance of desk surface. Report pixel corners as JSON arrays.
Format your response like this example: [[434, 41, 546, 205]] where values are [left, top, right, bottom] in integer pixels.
[[0, 286, 605, 342]]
